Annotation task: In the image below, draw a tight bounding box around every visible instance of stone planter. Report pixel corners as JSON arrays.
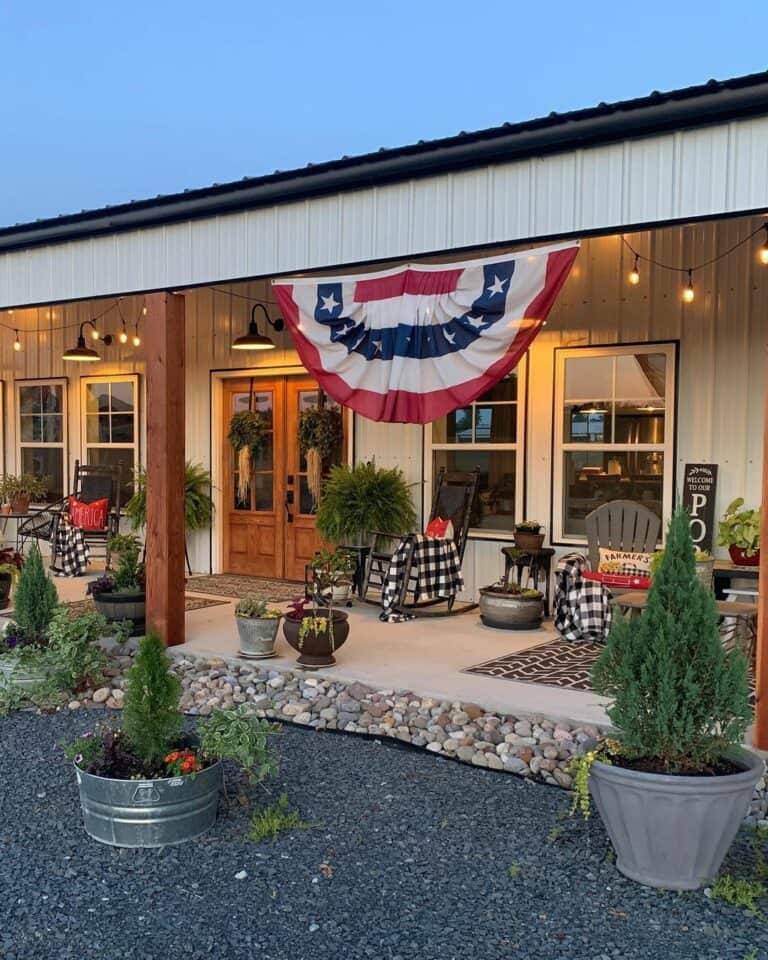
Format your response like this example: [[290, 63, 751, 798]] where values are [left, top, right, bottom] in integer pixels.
[[283, 610, 350, 668], [728, 545, 760, 567], [479, 586, 543, 630], [589, 746, 764, 890], [0, 652, 51, 691], [0, 571, 12, 610], [76, 760, 223, 847], [92, 590, 146, 637], [236, 615, 280, 659]]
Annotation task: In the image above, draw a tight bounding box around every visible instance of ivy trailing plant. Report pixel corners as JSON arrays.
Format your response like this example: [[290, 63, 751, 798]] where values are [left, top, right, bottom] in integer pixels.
[[228, 411, 269, 505], [298, 405, 344, 507]]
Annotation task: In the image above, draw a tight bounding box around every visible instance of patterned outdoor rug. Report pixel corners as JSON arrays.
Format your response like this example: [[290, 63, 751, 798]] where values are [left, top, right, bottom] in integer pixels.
[[186, 574, 303, 602], [464, 638, 605, 691], [60, 596, 229, 619]]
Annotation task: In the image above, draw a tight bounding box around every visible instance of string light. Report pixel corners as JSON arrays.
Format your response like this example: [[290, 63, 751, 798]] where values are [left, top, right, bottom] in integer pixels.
[[13, 330, 21, 352], [119, 326, 128, 344], [760, 225, 768, 265], [90, 326, 100, 341], [628, 254, 640, 285], [682, 269, 695, 304], [132, 326, 141, 348]]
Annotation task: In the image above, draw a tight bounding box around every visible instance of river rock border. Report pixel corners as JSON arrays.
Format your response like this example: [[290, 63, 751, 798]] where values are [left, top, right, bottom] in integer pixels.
[[68, 650, 768, 825]]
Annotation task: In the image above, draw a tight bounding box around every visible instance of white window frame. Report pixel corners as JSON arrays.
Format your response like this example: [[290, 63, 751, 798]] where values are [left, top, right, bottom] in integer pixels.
[[552, 342, 677, 545], [425, 357, 527, 540], [80, 374, 140, 487], [16, 377, 69, 503]]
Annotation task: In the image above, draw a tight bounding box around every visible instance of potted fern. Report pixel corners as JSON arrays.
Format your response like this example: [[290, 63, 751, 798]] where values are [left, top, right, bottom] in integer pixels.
[[315, 460, 417, 547], [234, 594, 282, 659], [579, 507, 761, 890], [125, 461, 214, 535]]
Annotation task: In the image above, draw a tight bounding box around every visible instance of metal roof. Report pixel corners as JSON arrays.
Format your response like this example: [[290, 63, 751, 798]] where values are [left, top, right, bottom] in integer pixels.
[[2, 69, 768, 251]]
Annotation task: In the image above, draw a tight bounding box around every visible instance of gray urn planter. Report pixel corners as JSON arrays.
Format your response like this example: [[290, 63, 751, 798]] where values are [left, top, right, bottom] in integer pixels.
[[589, 746, 764, 890], [0, 654, 50, 691], [479, 587, 544, 630], [236, 615, 281, 659], [75, 760, 223, 847]]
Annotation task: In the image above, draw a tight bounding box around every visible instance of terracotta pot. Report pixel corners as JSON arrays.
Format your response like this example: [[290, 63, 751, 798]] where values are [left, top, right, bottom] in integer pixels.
[[514, 531, 545, 552], [728, 545, 760, 567], [282, 611, 350, 669], [0, 504, 11, 517], [10, 495, 30, 514]]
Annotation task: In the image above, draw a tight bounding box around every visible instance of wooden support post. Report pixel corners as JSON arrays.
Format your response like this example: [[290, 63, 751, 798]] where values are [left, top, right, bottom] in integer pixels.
[[144, 292, 186, 646], [755, 346, 768, 748]]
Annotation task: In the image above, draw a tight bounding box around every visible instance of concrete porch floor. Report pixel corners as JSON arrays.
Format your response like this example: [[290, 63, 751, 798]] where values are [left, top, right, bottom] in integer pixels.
[[51, 573, 610, 727]]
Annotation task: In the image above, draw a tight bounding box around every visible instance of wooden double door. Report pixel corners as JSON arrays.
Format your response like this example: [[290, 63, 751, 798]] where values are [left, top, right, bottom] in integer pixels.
[[223, 376, 343, 581]]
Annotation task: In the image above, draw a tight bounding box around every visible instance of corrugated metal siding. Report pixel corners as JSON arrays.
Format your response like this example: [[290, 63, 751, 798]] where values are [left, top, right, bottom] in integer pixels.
[[0, 215, 765, 583], [3, 117, 768, 308]]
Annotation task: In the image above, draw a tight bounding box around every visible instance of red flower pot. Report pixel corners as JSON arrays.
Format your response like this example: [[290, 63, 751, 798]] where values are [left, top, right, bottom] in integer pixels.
[[728, 545, 760, 567]]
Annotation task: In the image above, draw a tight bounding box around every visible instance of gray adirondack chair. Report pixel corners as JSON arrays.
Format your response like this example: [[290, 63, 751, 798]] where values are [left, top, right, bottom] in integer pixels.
[[585, 500, 661, 572]]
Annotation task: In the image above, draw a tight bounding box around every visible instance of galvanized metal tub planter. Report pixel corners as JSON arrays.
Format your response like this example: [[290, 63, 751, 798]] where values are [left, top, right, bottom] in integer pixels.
[[75, 760, 223, 847], [479, 586, 544, 630], [0, 652, 51, 691], [282, 610, 350, 668], [236, 615, 281, 659], [92, 590, 146, 637], [589, 746, 764, 890]]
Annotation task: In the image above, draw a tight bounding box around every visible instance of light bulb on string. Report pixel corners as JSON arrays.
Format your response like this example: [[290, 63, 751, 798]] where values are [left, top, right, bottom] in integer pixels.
[[119, 326, 128, 344], [682, 269, 695, 304], [132, 326, 141, 348], [760, 224, 768, 265], [90, 326, 100, 341], [628, 254, 640, 286], [13, 330, 21, 352]]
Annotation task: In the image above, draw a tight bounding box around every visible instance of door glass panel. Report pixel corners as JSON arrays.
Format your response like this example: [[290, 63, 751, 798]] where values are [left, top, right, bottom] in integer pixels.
[[299, 476, 313, 515], [230, 388, 274, 512], [253, 474, 273, 511]]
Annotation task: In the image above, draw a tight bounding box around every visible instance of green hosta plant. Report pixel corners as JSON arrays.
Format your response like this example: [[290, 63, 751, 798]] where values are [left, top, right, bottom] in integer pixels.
[[198, 705, 279, 785], [46, 609, 111, 692], [592, 507, 751, 773], [315, 460, 417, 545], [235, 595, 282, 619], [718, 498, 761, 556]]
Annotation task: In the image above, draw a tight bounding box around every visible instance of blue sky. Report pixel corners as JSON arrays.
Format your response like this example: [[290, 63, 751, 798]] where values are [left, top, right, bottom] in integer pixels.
[[1, 1, 766, 227]]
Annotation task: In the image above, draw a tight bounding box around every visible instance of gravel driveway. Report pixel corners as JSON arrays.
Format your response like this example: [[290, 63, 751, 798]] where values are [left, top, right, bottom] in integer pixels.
[[1, 710, 766, 960]]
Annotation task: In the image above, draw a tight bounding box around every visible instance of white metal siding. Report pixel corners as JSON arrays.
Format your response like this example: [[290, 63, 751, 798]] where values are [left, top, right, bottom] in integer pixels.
[[3, 117, 768, 309]]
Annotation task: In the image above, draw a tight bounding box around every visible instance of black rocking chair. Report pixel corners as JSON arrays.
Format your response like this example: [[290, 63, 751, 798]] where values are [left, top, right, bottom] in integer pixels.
[[361, 466, 480, 615], [18, 460, 123, 569]]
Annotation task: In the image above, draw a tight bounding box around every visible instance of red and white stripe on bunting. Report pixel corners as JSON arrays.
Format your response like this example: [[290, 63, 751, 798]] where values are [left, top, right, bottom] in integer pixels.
[[273, 240, 579, 423]]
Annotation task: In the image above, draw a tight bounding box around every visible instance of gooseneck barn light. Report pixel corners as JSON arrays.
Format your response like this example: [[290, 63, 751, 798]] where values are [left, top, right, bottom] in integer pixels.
[[232, 303, 284, 351], [63, 320, 113, 362]]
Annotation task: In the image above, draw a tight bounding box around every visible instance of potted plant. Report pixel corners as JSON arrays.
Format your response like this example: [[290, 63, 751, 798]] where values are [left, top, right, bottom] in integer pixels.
[[310, 548, 356, 605], [718, 497, 760, 566], [479, 561, 544, 630], [0, 547, 23, 609], [125, 461, 215, 536], [64, 631, 280, 847], [2, 473, 48, 513], [87, 534, 146, 636], [298, 404, 344, 508], [282, 593, 350, 669], [315, 460, 417, 548], [514, 520, 545, 552], [234, 594, 282, 659], [575, 508, 760, 891]]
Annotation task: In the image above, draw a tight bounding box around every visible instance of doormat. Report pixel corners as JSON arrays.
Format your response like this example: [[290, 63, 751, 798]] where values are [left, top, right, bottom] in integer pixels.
[[463, 638, 604, 691], [58, 596, 229, 620], [186, 574, 303, 602]]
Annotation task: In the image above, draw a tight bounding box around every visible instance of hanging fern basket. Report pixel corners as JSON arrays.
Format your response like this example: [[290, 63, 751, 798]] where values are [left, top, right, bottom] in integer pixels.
[[228, 410, 268, 504]]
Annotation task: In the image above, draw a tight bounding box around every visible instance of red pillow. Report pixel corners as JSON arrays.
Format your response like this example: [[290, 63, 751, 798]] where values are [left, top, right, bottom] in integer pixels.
[[583, 570, 652, 590], [68, 496, 108, 531], [425, 516, 455, 540]]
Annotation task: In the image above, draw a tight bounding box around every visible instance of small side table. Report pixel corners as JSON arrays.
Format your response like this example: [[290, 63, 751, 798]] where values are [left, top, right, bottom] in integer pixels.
[[501, 546, 556, 616]]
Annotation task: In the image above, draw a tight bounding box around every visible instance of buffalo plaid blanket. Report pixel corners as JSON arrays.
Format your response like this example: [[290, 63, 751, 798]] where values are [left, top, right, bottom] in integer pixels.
[[380, 534, 464, 622], [553, 552, 612, 643], [51, 516, 90, 577]]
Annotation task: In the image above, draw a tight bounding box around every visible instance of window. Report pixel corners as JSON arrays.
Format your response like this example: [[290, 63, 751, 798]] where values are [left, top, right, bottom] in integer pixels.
[[81, 375, 140, 505], [426, 364, 525, 535], [17, 379, 68, 503], [553, 343, 677, 543]]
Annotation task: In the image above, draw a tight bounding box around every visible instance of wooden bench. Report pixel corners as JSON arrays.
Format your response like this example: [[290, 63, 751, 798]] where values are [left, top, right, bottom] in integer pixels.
[[613, 591, 758, 660]]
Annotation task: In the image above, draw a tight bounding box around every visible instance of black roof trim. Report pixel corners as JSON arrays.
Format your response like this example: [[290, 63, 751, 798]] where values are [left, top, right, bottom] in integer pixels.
[[2, 70, 768, 253]]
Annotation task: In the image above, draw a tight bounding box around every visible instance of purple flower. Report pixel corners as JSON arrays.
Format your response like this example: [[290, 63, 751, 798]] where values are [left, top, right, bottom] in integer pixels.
[[5, 634, 17, 650], [74, 754, 83, 766]]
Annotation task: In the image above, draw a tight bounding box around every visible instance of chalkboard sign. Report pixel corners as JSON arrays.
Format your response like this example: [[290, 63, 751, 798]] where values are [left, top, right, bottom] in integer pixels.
[[682, 464, 718, 552]]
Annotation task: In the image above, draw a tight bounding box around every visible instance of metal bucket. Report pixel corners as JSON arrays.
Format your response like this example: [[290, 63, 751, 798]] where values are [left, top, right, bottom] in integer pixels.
[[76, 760, 223, 847], [0, 655, 50, 691], [236, 616, 280, 659]]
